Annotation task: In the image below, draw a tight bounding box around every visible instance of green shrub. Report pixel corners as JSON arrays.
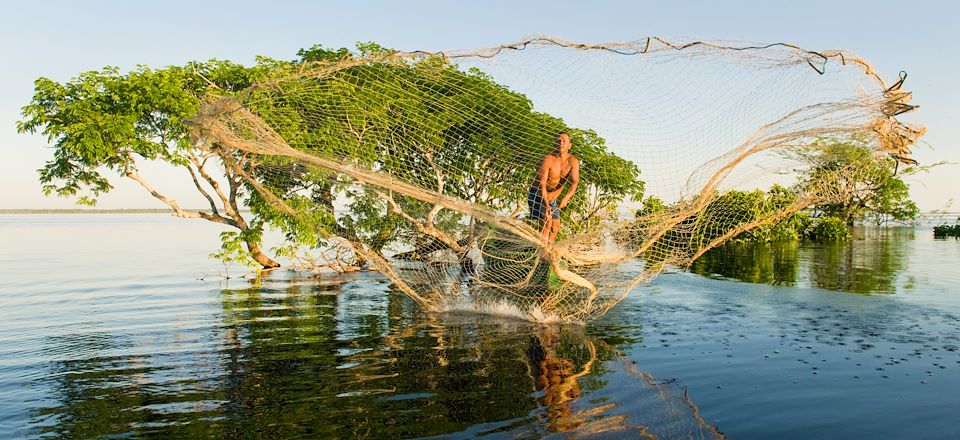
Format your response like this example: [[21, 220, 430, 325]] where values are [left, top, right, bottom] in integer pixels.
[[934, 224, 960, 238], [764, 211, 812, 242], [635, 196, 666, 217], [803, 217, 851, 241]]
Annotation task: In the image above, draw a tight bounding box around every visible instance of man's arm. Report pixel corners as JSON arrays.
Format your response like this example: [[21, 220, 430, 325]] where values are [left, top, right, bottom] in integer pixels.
[[558, 158, 580, 208], [538, 156, 553, 216]]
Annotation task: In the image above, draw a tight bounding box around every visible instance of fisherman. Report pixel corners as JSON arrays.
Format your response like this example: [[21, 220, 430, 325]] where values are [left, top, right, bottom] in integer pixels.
[[528, 132, 580, 244]]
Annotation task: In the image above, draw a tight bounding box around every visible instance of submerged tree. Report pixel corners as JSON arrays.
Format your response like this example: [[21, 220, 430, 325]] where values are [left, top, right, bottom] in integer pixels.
[[792, 136, 919, 226], [20, 44, 645, 272], [231, 44, 645, 268], [17, 60, 288, 269]]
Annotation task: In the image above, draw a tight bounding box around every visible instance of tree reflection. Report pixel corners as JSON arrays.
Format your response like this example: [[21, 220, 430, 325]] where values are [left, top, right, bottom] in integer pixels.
[[801, 227, 912, 294], [31, 330, 228, 438], [692, 227, 912, 294], [692, 241, 799, 286]]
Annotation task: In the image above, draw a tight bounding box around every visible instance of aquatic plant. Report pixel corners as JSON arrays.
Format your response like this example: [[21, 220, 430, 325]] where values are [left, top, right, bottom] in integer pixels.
[[933, 223, 960, 238]]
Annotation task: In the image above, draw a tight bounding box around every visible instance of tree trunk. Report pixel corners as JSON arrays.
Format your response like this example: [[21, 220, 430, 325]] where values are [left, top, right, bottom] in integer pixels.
[[246, 240, 280, 269], [840, 205, 857, 226]]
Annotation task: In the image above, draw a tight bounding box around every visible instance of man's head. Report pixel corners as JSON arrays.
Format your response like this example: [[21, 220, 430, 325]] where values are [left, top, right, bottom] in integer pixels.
[[554, 132, 571, 156]]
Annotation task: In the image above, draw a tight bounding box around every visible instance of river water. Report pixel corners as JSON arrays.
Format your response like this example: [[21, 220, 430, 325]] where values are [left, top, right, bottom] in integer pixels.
[[1, 215, 959, 438]]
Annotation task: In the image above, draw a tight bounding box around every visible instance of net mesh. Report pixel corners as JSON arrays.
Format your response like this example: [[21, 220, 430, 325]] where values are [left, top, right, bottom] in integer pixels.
[[189, 36, 924, 322]]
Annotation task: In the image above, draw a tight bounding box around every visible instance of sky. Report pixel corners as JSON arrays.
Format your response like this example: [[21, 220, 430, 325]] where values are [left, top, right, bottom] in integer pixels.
[[1, 0, 956, 211]]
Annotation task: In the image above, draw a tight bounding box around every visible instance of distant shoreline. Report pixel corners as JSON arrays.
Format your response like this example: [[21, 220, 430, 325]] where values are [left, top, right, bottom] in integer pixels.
[[0, 209, 215, 214]]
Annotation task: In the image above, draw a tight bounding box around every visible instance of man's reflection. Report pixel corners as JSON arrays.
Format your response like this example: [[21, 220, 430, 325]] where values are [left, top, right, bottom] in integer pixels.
[[527, 326, 587, 432]]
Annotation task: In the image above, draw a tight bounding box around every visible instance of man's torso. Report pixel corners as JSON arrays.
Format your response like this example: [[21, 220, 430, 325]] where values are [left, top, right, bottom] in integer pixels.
[[540, 155, 576, 199]]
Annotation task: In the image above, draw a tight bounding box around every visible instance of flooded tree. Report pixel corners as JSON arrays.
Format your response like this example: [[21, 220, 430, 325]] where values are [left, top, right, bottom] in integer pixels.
[[19, 44, 643, 274], [17, 61, 284, 269], [792, 136, 919, 226]]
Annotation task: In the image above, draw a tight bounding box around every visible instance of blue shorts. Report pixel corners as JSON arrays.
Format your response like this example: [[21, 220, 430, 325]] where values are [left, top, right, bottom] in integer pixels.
[[528, 186, 560, 220]]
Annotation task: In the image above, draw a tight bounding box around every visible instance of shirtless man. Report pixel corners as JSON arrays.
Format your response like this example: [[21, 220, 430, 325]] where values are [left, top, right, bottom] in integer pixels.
[[529, 132, 580, 244]]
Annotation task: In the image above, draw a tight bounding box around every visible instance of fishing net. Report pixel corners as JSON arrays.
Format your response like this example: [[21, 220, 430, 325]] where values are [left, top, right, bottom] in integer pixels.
[[189, 36, 924, 322]]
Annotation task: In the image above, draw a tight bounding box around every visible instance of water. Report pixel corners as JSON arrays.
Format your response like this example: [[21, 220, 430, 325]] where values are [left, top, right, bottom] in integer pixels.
[[2, 215, 959, 438]]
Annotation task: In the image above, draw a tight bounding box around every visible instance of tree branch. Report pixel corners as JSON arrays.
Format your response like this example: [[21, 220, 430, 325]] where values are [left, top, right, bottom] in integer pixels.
[[225, 154, 303, 220], [344, 112, 368, 143], [190, 149, 239, 220], [184, 155, 220, 216], [422, 150, 445, 227], [378, 190, 463, 255], [423, 150, 445, 193], [124, 160, 235, 227], [226, 154, 243, 216]]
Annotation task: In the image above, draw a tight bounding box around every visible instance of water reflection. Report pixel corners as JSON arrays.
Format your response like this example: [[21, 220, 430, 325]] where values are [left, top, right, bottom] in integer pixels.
[[9, 216, 960, 438], [29, 274, 722, 438], [528, 328, 590, 433], [692, 227, 914, 294], [33, 331, 226, 438]]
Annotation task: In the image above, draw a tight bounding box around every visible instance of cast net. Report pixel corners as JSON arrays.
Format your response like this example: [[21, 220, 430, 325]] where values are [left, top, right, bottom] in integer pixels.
[[189, 36, 924, 322]]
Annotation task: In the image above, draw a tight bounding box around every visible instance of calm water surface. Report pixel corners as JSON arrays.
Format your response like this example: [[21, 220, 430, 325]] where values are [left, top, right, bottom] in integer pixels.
[[1, 215, 959, 438]]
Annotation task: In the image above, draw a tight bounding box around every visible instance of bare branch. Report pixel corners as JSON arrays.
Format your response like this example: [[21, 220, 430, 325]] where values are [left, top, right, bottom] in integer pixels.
[[423, 150, 445, 193], [344, 112, 368, 143], [192, 66, 223, 90], [190, 149, 239, 219], [124, 161, 235, 227], [426, 204, 444, 227], [421, 150, 447, 227], [225, 156, 241, 215], [333, 236, 433, 306], [184, 156, 220, 216]]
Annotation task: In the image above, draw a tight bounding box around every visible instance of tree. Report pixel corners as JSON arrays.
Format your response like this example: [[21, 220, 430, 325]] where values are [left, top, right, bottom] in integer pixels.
[[635, 196, 666, 218], [242, 47, 645, 264], [17, 60, 292, 269], [793, 135, 919, 226], [868, 177, 919, 226], [20, 44, 646, 273]]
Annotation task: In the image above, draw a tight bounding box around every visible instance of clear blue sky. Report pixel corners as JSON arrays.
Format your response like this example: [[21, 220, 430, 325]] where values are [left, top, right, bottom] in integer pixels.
[[1, 0, 956, 210]]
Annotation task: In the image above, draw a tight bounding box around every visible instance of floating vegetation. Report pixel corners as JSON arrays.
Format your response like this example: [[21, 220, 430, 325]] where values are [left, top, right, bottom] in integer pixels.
[[933, 223, 960, 238]]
